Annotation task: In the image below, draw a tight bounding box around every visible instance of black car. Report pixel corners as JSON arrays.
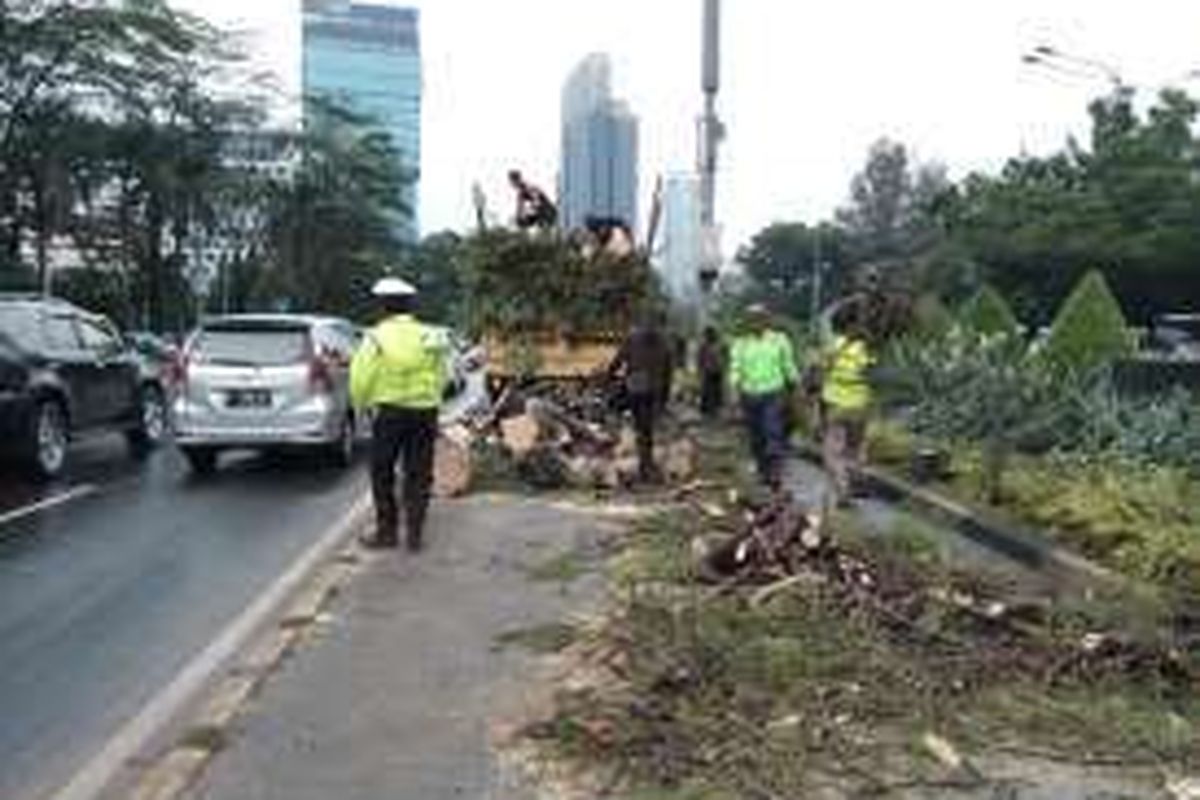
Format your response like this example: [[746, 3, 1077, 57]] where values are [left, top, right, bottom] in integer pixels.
[[0, 295, 168, 479]]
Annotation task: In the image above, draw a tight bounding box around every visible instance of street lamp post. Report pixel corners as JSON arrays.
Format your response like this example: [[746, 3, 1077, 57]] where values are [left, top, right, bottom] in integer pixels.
[[1025, 45, 1125, 90], [1021, 45, 1200, 94], [810, 228, 821, 333]]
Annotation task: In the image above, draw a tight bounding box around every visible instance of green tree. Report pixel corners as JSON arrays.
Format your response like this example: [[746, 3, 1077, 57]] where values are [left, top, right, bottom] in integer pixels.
[[836, 139, 951, 270], [396, 231, 465, 326], [939, 89, 1200, 324], [734, 221, 846, 321], [1041, 269, 1135, 373], [960, 284, 1020, 337], [262, 96, 412, 321], [0, 0, 254, 332], [910, 293, 955, 340]]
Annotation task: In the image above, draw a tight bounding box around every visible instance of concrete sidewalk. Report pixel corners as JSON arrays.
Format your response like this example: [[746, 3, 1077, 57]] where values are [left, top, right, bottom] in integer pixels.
[[183, 494, 614, 800]]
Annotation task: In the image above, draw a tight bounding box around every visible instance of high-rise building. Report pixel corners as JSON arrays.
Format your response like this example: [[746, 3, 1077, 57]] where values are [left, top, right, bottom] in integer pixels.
[[302, 0, 421, 240], [560, 54, 639, 232], [658, 173, 703, 302]]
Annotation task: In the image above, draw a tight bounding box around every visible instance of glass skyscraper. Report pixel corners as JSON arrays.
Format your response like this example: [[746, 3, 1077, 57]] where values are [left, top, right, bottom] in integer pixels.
[[560, 54, 639, 232], [659, 173, 703, 302], [302, 0, 421, 240]]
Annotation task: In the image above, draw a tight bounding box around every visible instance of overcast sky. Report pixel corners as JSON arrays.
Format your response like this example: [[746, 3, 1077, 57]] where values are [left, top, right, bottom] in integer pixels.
[[175, 0, 1200, 252]]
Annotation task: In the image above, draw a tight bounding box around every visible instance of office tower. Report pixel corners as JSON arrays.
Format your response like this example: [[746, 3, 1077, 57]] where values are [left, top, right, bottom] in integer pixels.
[[303, 0, 421, 240], [560, 54, 639, 232], [659, 173, 703, 302]]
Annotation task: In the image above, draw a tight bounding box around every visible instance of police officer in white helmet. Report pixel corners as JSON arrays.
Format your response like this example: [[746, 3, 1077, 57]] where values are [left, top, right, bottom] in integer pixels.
[[350, 277, 449, 551]]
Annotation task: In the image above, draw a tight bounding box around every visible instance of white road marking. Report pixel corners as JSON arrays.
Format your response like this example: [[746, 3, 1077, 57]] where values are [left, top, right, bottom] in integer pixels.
[[47, 490, 371, 800], [0, 484, 97, 529]]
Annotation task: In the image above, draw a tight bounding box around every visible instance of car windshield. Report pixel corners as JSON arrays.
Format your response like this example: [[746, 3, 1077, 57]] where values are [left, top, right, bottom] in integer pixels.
[[192, 327, 309, 367], [0, 306, 37, 348]]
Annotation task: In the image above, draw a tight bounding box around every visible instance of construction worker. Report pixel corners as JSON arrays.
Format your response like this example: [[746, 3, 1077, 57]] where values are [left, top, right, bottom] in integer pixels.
[[730, 304, 799, 489], [351, 277, 448, 552], [608, 310, 674, 483], [821, 303, 875, 507]]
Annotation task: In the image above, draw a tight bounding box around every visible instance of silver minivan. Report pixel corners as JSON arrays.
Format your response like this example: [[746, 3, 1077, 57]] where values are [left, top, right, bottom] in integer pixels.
[[173, 314, 361, 474]]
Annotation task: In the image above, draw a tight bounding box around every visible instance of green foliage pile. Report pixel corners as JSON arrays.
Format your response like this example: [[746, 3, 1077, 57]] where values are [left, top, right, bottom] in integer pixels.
[[960, 284, 1020, 337], [460, 229, 663, 338], [1041, 270, 1135, 373]]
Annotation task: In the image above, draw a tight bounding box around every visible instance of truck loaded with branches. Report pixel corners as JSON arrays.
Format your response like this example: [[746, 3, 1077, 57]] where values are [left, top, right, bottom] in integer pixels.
[[459, 229, 664, 387]]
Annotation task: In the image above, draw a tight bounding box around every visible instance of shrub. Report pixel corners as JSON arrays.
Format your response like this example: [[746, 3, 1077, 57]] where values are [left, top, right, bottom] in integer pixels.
[[960, 284, 1020, 338], [1041, 270, 1135, 373], [910, 293, 956, 340], [991, 456, 1200, 597]]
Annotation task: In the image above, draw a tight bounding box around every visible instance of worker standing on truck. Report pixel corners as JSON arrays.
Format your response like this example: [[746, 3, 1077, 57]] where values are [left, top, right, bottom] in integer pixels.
[[509, 169, 558, 230], [730, 304, 799, 489], [608, 310, 674, 483], [351, 277, 448, 552]]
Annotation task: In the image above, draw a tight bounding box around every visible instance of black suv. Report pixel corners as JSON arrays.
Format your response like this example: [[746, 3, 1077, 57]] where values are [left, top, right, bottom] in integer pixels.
[[0, 296, 168, 479]]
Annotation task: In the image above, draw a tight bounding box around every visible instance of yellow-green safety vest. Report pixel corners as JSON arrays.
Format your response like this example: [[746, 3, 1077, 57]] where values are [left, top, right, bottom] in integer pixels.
[[350, 315, 448, 410], [730, 330, 799, 396], [821, 334, 873, 412]]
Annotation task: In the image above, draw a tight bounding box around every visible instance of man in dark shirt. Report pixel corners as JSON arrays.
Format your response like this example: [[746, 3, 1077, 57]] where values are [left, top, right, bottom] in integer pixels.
[[609, 311, 674, 483], [696, 325, 726, 418]]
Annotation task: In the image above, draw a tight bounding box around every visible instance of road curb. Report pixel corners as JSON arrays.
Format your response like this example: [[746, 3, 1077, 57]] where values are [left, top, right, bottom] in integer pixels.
[[794, 443, 1126, 590], [121, 530, 367, 800], [51, 492, 371, 800]]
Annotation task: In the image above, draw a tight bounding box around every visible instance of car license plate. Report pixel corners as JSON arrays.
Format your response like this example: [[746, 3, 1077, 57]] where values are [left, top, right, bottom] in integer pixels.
[[226, 389, 272, 408]]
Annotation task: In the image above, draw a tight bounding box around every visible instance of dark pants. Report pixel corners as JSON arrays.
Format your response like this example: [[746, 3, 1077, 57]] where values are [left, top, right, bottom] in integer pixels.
[[628, 391, 660, 481], [699, 371, 724, 418], [370, 406, 438, 547], [741, 391, 785, 487], [780, 383, 796, 446]]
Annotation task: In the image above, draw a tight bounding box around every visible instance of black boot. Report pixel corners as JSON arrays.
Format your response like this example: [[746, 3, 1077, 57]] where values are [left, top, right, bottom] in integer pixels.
[[360, 527, 399, 550], [405, 508, 425, 553]]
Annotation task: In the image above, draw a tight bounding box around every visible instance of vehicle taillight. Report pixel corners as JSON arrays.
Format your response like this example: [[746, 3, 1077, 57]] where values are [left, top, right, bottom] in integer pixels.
[[308, 355, 334, 395], [169, 353, 190, 391]]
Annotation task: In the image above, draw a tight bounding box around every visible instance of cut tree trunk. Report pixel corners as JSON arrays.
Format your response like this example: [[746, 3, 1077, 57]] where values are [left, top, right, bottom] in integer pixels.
[[500, 413, 541, 457], [433, 424, 474, 498]]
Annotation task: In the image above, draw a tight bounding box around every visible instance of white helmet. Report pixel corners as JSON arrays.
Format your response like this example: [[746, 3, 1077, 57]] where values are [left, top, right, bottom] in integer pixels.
[[371, 277, 417, 297]]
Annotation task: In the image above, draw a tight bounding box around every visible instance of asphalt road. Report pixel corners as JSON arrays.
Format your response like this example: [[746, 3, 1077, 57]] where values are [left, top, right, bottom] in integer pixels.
[[0, 435, 370, 800], [0, 370, 489, 800]]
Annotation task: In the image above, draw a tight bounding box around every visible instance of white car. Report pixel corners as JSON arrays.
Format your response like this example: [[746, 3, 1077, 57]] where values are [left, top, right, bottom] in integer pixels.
[[173, 314, 361, 474]]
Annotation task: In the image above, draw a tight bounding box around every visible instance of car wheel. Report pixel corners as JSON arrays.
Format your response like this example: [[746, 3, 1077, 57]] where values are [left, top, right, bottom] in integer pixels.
[[326, 416, 355, 468], [27, 399, 68, 481], [128, 384, 168, 457], [182, 446, 218, 476]]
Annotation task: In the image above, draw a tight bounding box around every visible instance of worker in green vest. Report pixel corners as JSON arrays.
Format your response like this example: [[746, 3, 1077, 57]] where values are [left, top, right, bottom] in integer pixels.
[[730, 304, 799, 489], [351, 277, 449, 552], [821, 303, 875, 507]]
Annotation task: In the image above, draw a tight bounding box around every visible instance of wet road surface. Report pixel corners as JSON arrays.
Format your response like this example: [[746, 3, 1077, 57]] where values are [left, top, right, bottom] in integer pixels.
[[0, 435, 367, 800]]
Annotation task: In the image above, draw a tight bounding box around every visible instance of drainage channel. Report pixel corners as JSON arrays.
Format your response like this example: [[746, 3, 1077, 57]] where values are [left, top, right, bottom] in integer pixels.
[[786, 457, 1063, 595]]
